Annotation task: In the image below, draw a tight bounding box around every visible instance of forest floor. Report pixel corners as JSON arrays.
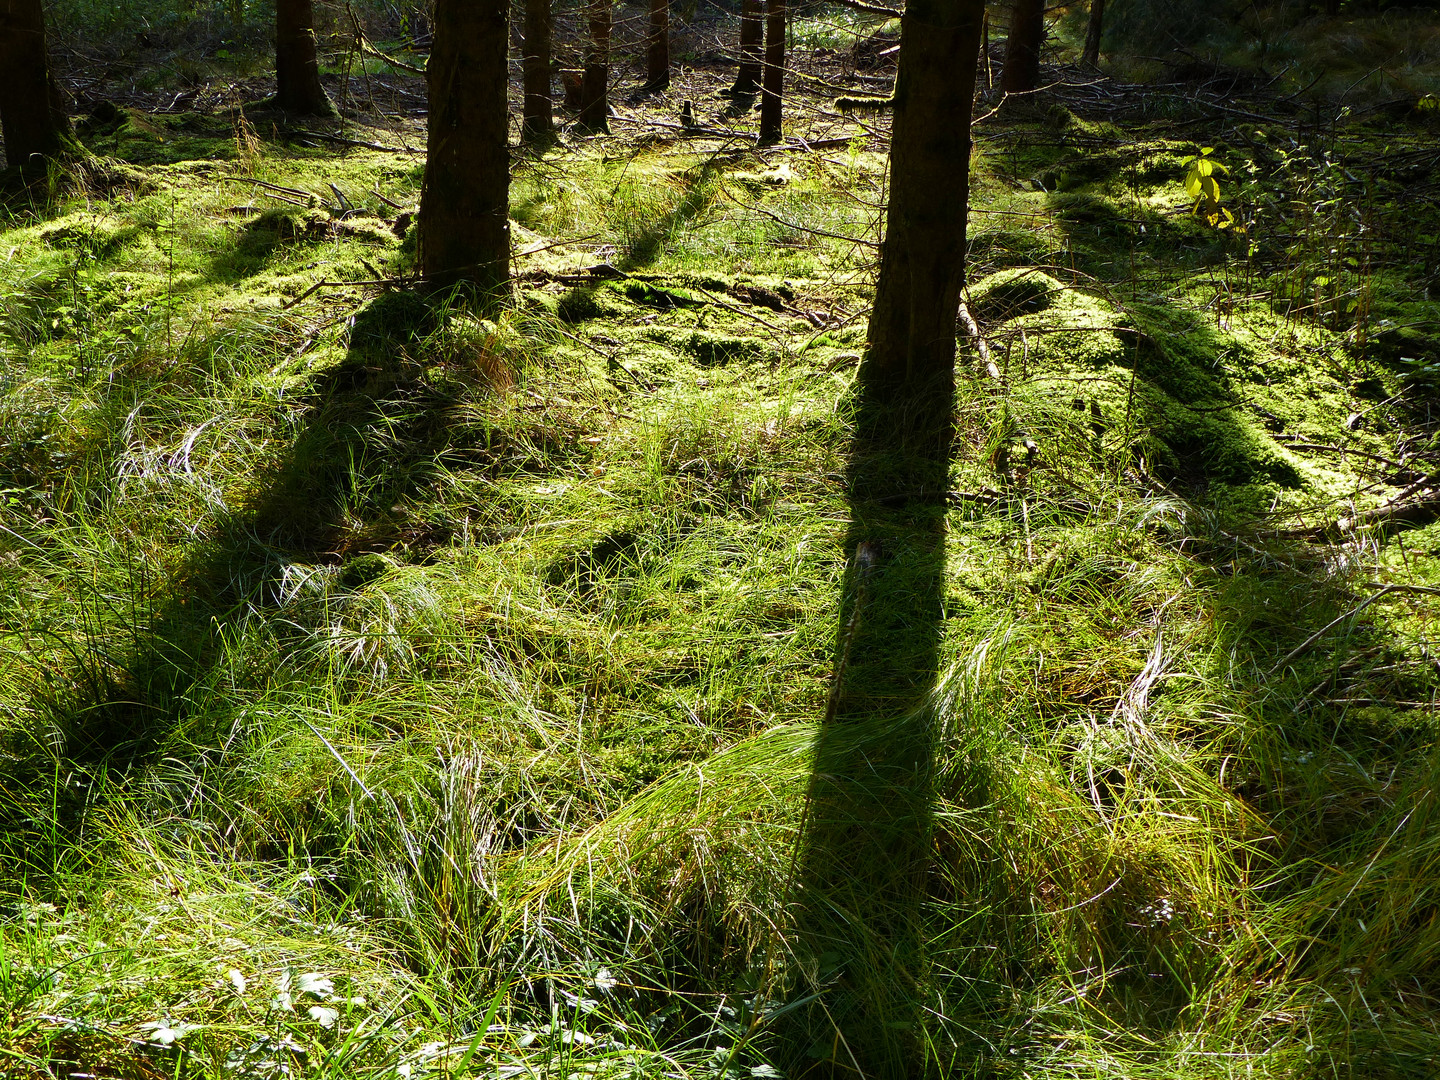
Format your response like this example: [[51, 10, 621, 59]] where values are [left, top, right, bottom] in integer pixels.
[[4, 7, 1440, 1079]]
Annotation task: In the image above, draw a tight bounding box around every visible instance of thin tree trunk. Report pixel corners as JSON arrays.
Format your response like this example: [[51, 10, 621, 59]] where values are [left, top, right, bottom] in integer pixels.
[[419, 0, 511, 310], [1082, 0, 1104, 68], [864, 0, 984, 397], [0, 0, 71, 169], [731, 0, 763, 95], [578, 0, 611, 133], [646, 0, 669, 89], [275, 0, 336, 115], [522, 0, 554, 139], [1001, 0, 1044, 93], [757, 0, 784, 143]]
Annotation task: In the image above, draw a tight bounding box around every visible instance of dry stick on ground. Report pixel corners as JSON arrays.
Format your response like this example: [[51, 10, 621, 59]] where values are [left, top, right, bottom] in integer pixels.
[[1287, 443, 1425, 476], [224, 177, 316, 201], [292, 128, 414, 152], [1269, 584, 1440, 676], [281, 275, 412, 309], [350, 17, 428, 76], [958, 301, 1001, 381], [717, 184, 876, 248]]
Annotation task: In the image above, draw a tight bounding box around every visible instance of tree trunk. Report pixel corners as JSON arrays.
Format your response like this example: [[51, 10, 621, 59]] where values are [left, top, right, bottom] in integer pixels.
[[1082, 0, 1104, 68], [419, 0, 511, 311], [522, 0, 553, 139], [0, 0, 71, 169], [646, 0, 669, 89], [731, 0, 763, 95], [1001, 0, 1044, 94], [577, 0, 611, 133], [863, 0, 984, 399], [275, 0, 336, 115], [757, 0, 784, 143]]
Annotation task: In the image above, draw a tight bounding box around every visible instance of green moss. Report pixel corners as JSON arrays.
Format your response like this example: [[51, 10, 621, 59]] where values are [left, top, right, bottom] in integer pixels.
[[968, 268, 1061, 324], [612, 279, 704, 310]]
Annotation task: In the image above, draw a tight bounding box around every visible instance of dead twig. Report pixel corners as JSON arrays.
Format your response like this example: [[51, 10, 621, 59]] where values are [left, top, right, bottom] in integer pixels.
[[1269, 584, 1440, 676]]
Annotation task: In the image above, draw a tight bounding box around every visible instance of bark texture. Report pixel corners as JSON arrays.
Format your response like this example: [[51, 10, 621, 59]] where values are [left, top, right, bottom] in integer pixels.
[[275, 0, 336, 115], [0, 0, 69, 168], [419, 0, 511, 310], [1082, 0, 1104, 68], [757, 0, 785, 143], [731, 0, 763, 95], [1001, 0, 1044, 93], [522, 0, 554, 139], [577, 0, 611, 133], [646, 0, 669, 89], [863, 0, 984, 398]]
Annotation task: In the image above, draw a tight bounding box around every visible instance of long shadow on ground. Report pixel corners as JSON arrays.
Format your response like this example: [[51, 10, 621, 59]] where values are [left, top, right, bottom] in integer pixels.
[[780, 369, 952, 1079], [0, 290, 500, 870]]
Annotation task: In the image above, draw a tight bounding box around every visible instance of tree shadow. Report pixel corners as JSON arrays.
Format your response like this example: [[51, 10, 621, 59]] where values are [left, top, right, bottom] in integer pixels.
[[778, 370, 953, 1079], [717, 92, 758, 121], [0, 289, 492, 867], [953, 119, 1440, 1071], [550, 159, 723, 323]]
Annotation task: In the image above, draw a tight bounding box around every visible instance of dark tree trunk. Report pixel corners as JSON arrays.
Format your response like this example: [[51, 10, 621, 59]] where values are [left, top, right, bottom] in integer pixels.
[[577, 0, 611, 133], [522, 0, 554, 139], [1082, 0, 1104, 68], [757, 0, 784, 143], [1001, 0, 1044, 94], [731, 0, 763, 95], [419, 0, 511, 311], [0, 0, 71, 169], [646, 0, 669, 89], [863, 0, 984, 398], [275, 0, 336, 115]]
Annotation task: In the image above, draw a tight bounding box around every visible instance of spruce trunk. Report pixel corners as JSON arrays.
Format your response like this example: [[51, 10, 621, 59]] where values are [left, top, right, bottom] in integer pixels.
[[275, 0, 336, 115], [646, 0, 669, 89], [1082, 0, 1104, 68], [0, 0, 70, 168], [577, 0, 611, 133], [731, 0, 763, 95], [1001, 0, 1044, 93], [522, 0, 554, 139], [419, 0, 511, 310], [863, 0, 984, 399], [757, 0, 784, 143]]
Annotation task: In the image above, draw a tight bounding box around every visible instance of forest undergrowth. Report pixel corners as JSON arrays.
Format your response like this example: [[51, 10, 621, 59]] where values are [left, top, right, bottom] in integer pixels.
[[4, 6, 1440, 1077]]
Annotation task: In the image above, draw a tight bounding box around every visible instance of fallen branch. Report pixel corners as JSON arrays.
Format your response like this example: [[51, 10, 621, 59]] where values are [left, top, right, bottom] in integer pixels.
[[1269, 583, 1440, 676], [825, 0, 900, 16], [719, 184, 876, 248], [958, 301, 1001, 382], [291, 129, 414, 153], [353, 25, 427, 76], [281, 275, 413, 309], [224, 176, 315, 202]]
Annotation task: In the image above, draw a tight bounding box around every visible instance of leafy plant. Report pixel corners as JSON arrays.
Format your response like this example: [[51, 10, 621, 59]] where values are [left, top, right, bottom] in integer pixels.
[[1182, 147, 1236, 229]]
